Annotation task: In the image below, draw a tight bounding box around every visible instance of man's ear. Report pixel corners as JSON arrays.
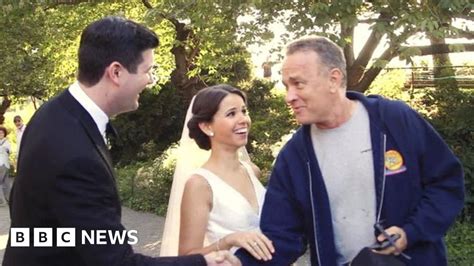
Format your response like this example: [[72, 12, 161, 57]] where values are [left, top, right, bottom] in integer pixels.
[[106, 62, 123, 85], [329, 68, 344, 90]]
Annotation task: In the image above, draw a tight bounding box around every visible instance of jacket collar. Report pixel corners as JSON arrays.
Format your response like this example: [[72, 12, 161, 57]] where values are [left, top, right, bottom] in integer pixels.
[[57, 90, 116, 179]]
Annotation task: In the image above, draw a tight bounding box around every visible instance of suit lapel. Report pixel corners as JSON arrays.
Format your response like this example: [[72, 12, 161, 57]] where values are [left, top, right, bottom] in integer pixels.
[[57, 90, 116, 179]]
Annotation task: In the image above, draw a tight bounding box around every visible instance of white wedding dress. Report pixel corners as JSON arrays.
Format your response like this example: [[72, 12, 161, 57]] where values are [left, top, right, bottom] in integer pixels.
[[194, 161, 266, 253]]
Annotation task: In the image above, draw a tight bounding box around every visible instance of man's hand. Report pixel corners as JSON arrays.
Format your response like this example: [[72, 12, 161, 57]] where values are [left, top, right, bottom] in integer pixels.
[[373, 226, 408, 256], [204, 251, 242, 266]]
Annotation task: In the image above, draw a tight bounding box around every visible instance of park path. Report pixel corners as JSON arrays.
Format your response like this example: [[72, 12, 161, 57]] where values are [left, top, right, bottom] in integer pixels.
[[0, 206, 164, 264], [0, 205, 9, 265], [0, 205, 309, 265]]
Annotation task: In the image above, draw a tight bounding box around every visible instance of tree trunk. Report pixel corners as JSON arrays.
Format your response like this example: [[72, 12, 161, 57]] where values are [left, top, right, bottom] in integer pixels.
[[346, 27, 384, 90], [345, 12, 392, 92], [169, 23, 205, 103], [141, 0, 206, 104], [169, 21, 191, 92], [428, 35, 458, 91]]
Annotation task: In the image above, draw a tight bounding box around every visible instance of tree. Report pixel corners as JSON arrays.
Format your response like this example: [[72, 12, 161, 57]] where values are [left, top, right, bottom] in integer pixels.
[[0, 0, 255, 101], [0, 0, 255, 163], [141, 0, 254, 102], [0, 5, 52, 123], [250, 0, 473, 92], [0, 1, 156, 122], [426, 0, 461, 92]]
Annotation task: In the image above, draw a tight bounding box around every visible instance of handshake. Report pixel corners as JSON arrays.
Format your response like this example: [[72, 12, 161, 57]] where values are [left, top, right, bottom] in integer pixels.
[[205, 251, 242, 266]]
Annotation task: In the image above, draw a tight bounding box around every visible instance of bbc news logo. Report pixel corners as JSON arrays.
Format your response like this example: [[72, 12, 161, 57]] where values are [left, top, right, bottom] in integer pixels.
[[10, 228, 138, 247]]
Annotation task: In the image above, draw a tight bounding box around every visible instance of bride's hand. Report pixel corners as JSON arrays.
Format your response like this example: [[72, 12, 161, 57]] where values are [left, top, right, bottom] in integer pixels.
[[223, 231, 274, 261]]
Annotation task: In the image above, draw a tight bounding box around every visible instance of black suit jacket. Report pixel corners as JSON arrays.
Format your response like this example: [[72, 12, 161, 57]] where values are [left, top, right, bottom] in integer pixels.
[[3, 90, 205, 266]]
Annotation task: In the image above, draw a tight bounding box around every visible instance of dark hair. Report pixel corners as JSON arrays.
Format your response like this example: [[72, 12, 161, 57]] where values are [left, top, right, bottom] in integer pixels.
[[188, 84, 247, 150], [286, 35, 347, 86], [77, 16, 159, 86], [13, 115, 22, 122], [0, 126, 8, 136]]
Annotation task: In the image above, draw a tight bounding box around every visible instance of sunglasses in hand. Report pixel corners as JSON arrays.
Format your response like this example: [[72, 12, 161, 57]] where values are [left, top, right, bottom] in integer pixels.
[[371, 221, 411, 260]]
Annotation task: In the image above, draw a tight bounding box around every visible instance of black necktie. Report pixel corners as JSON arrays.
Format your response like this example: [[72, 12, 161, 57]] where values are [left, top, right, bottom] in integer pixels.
[[105, 122, 118, 149], [105, 122, 118, 139]]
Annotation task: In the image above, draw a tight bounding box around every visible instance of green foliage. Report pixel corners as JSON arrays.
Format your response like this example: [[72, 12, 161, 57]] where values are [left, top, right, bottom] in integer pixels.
[[248, 0, 472, 92], [406, 86, 473, 221], [252, 0, 470, 49], [202, 45, 253, 85], [445, 221, 474, 265], [1, 0, 256, 102], [143, 0, 255, 86], [1, 0, 472, 101], [242, 79, 297, 181], [116, 152, 175, 216], [0, 5, 51, 99], [427, 90, 474, 221], [0, 0, 154, 100], [38, 2, 133, 96], [111, 84, 186, 165], [366, 69, 410, 100], [0, 0, 255, 164]]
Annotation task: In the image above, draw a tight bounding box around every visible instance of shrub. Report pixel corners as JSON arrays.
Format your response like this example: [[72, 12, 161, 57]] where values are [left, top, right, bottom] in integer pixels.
[[116, 152, 176, 216], [426, 89, 474, 221], [405, 86, 473, 221], [110, 85, 187, 165], [366, 69, 410, 101], [445, 221, 474, 265], [242, 79, 297, 181]]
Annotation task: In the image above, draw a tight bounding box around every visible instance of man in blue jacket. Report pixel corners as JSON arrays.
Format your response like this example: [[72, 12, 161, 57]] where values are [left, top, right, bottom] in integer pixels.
[[236, 36, 464, 265]]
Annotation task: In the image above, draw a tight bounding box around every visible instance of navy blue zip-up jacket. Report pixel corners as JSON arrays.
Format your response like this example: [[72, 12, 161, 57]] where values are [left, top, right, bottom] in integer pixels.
[[236, 92, 464, 265]]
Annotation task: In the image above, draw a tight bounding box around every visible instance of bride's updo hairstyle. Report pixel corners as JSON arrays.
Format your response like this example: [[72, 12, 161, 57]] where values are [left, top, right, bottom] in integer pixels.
[[188, 84, 247, 150]]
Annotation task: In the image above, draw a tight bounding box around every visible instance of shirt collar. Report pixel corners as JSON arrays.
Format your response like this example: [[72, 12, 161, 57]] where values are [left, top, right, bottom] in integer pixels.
[[68, 81, 109, 140]]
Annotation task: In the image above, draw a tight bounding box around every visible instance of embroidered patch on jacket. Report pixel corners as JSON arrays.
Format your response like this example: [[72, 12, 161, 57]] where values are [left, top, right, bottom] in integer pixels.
[[385, 150, 407, 175]]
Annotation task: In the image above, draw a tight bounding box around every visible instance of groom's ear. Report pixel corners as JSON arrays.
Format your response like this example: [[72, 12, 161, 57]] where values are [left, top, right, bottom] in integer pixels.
[[106, 61, 123, 85]]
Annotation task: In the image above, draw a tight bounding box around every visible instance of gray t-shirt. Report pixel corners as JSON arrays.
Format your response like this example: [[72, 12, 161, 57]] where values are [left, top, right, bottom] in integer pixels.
[[311, 101, 376, 265]]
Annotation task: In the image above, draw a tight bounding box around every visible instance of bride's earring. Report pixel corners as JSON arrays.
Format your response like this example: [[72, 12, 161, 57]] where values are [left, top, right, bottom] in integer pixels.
[[208, 131, 214, 137]]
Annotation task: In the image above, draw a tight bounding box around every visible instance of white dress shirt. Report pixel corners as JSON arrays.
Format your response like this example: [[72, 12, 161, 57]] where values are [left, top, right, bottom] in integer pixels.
[[69, 81, 109, 144]]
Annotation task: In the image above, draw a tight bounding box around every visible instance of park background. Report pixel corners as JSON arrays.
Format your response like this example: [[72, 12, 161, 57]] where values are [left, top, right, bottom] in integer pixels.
[[0, 0, 472, 264]]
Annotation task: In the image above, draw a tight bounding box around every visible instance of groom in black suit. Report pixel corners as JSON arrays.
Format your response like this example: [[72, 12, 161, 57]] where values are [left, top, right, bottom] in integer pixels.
[[3, 16, 240, 266]]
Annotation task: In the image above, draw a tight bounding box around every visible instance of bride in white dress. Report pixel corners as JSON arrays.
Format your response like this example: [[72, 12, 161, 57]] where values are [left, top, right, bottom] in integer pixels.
[[160, 84, 274, 262]]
